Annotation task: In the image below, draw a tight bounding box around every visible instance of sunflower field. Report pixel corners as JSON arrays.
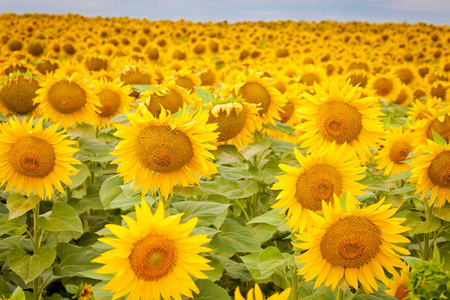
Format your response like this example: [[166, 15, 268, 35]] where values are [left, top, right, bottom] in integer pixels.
[[0, 12, 450, 300]]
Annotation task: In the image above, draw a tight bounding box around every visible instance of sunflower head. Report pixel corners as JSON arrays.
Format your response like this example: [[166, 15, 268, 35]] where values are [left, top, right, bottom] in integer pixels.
[[0, 71, 39, 115], [0, 117, 80, 200], [296, 191, 410, 293], [112, 105, 218, 197], [235, 284, 291, 300], [93, 200, 213, 300]]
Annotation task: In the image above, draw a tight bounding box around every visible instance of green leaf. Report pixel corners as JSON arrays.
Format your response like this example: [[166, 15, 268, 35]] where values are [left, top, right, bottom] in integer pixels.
[[432, 129, 447, 147], [172, 201, 230, 227], [384, 170, 412, 182], [410, 216, 441, 234], [192, 279, 231, 300], [68, 164, 90, 189], [358, 176, 390, 192], [53, 243, 99, 276], [262, 120, 295, 135], [210, 219, 261, 256], [243, 139, 271, 161], [194, 87, 213, 102], [0, 279, 10, 296], [173, 185, 205, 196], [214, 256, 252, 281], [199, 178, 258, 199], [131, 84, 153, 93], [0, 215, 27, 236], [11, 287, 25, 300], [8, 246, 56, 283], [99, 175, 124, 208], [0, 236, 25, 261], [225, 181, 258, 199], [247, 209, 286, 227], [108, 113, 128, 124], [433, 206, 450, 221], [257, 247, 286, 277], [204, 258, 224, 281], [6, 194, 40, 220], [218, 166, 253, 180], [37, 203, 83, 233]]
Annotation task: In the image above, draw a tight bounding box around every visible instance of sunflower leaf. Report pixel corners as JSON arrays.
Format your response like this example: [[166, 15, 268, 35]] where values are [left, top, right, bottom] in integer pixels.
[[6, 194, 40, 220], [53, 243, 100, 277], [131, 84, 153, 93], [432, 129, 447, 147], [37, 203, 83, 233], [410, 216, 441, 234], [7, 246, 56, 284], [433, 206, 450, 221], [192, 279, 231, 300], [195, 87, 213, 102], [10, 287, 25, 300]]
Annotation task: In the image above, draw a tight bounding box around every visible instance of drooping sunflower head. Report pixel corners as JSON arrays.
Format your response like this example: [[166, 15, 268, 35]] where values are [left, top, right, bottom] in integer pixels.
[[407, 98, 443, 123], [232, 69, 285, 125], [235, 283, 291, 300], [346, 69, 370, 88], [297, 65, 326, 87], [411, 105, 450, 146], [297, 79, 385, 161], [375, 126, 416, 176], [1, 58, 33, 76], [205, 95, 261, 150], [367, 73, 402, 101], [34, 71, 100, 128], [0, 71, 39, 115], [169, 68, 202, 93], [296, 191, 410, 293], [118, 64, 153, 97], [410, 139, 450, 207], [84, 54, 110, 72], [0, 117, 80, 200], [139, 80, 192, 118], [93, 200, 213, 300], [112, 105, 219, 197], [428, 81, 449, 101], [91, 78, 134, 128], [272, 143, 366, 232]]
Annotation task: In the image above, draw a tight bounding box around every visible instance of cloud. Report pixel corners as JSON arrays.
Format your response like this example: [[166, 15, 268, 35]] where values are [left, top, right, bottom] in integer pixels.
[[372, 0, 450, 12]]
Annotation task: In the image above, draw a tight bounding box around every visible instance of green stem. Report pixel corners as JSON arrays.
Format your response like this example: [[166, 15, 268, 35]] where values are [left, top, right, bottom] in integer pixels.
[[290, 265, 299, 300], [235, 200, 250, 222], [423, 200, 433, 260], [33, 203, 41, 300], [336, 286, 344, 300]]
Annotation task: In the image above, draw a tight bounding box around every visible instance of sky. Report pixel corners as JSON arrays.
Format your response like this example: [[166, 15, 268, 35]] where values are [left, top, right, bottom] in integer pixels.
[[0, 0, 450, 25]]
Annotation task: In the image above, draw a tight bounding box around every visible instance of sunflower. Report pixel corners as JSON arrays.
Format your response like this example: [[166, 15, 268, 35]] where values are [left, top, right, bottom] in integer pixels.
[[410, 139, 450, 207], [1, 58, 33, 76], [111, 105, 218, 198], [272, 143, 366, 232], [296, 192, 410, 293], [375, 127, 416, 177], [367, 73, 402, 101], [205, 97, 260, 150], [119, 64, 153, 97], [0, 117, 80, 200], [297, 65, 326, 87], [0, 72, 39, 115], [78, 283, 93, 300], [34, 71, 100, 128], [296, 79, 385, 162], [92, 78, 134, 128], [170, 69, 201, 93], [232, 69, 285, 125], [138, 81, 191, 118], [406, 98, 443, 123], [392, 64, 419, 86], [385, 264, 410, 300], [93, 200, 213, 300], [235, 284, 291, 300], [411, 104, 450, 145], [389, 85, 413, 107]]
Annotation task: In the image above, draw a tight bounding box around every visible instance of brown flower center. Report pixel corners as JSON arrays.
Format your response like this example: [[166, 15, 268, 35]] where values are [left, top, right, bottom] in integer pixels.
[[428, 150, 450, 187], [395, 69, 414, 85], [199, 70, 215, 86], [295, 164, 342, 211], [136, 125, 193, 173], [394, 284, 409, 300], [129, 234, 176, 281], [207, 106, 248, 142], [320, 215, 381, 268], [300, 73, 321, 86], [374, 78, 394, 96], [96, 89, 121, 117], [389, 141, 412, 163], [278, 102, 295, 123], [426, 116, 450, 143], [318, 101, 362, 144], [47, 81, 86, 114], [238, 82, 271, 115], [175, 76, 195, 91], [146, 89, 183, 118], [120, 69, 151, 97], [0, 76, 39, 114], [9, 136, 55, 178], [85, 57, 107, 72]]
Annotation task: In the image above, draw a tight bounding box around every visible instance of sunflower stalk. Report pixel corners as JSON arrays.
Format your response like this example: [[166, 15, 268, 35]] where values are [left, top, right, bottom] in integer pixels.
[[33, 202, 42, 300], [422, 199, 434, 261]]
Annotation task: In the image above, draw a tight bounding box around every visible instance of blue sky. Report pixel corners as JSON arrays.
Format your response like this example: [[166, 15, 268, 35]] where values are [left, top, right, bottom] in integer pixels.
[[1, 0, 449, 25]]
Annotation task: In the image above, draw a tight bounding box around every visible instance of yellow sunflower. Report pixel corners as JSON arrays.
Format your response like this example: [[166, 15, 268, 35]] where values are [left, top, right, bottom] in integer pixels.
[[297, 79, 385, 162], [138, 81, 192, 118], [411, 104, 450, 145], [407, 98, 443, 123], [235, 284, 291, 300], [410, 139, 450, 207], [367, 73, 402, 101], [0, 72, 39, 115], [0, 117, 80, 200], [392, 64, 419, 86], [272, 143, 366, 232], [78, 283, 93, 300], [375, 127, 416, 176], [93, 200, 213, 300], [111, 105, 218, 198], [169, 69, 202, 93], [92, 78, 134, 128], [385, 264, 410, 300], [232, 69, 285, 125], [296, 192, 410, 293], [34, 71, 100, 128], [205, 98, 260, 150]]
